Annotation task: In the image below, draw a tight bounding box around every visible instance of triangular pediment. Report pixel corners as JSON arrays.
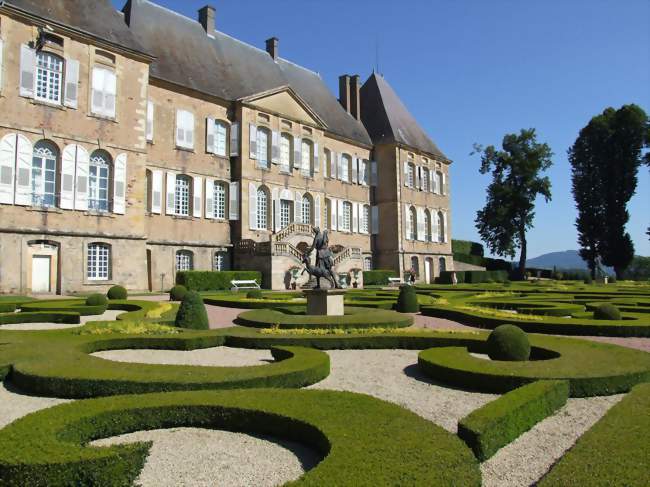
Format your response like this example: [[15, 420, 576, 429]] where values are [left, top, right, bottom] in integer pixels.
[[242, 88, 325, 127]]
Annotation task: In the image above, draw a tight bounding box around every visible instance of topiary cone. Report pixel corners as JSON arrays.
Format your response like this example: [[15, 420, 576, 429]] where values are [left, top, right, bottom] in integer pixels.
[[396, 285, 419, 313], [175, 291, 209, 330]]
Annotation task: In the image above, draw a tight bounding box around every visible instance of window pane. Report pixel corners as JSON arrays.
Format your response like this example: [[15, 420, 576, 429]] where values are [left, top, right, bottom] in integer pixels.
[[175, 176, 190, 216], [214, 182, 226, 219], [87, 243, 110, 280], [89, 152, 110, 212], [256, 189, 267, 229], [35, 53, 62, 104]]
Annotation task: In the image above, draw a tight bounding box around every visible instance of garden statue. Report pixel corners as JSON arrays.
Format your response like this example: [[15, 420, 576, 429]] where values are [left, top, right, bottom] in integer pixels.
[[302, 227, 341, 289]]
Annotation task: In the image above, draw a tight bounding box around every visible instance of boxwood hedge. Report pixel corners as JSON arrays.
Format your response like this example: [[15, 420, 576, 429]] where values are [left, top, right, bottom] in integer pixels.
[[20, 299, 107, 316], [362, 269, 397, 286], [176, 271, 262, 291], [0, 312, 80, 326], [458, 380, 569, 460]]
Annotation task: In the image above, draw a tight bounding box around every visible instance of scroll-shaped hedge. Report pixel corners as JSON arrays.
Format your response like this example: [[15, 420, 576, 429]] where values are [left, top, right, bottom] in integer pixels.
[[0, 311, 80, 326], [458, 380, 569, 460]]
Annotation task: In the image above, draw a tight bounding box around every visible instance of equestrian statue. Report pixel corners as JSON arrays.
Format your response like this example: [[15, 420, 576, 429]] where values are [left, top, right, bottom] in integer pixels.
[[301, 227, 341, 289]]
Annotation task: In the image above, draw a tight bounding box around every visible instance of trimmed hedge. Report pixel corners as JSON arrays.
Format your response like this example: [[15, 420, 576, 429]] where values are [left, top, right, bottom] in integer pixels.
[[452, 240, 484, 257], [0, 312, 80, 326], [20, 299, 107, 316], [539, 382, 650, 486], [86, 294, 108, 306], [396, 285, 419, 312], [0, 389, 480, 486], [453, 253, 485, 267], [362, 269, 397, 286], [438, 270, 509, 284], [0, 303, 17, 313], [594, 303, 621, 320], [175, 291, 209, 330], [486, 325, 530, 361], [169, 285, 188, 301], [176, 271, 262, 291], [458, 380, 569, 460], [107, 285, 128, 300]]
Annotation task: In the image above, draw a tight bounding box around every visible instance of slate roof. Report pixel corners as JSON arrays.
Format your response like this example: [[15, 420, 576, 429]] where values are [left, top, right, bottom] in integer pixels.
[[361, 73, 448, 161], [3, 0, 149, 56]]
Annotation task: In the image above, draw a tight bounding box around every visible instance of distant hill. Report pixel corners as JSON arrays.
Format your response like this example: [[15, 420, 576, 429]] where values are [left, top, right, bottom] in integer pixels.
[[526, 250, 612, 271]]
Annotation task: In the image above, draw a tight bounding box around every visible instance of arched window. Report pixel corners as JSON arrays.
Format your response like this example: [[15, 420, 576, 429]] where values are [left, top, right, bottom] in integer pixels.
[[32, 140, 58, 207], [325, 198, 332, 230], [174, 175, 191, 216], [87, 242, 110, 280], [437, 211, 445, 242], [324, 149, 332, 178], [213, 251, 228, 271], [176, 250, 193, 271], [89, 150, 111, 212], [214, 121, 228, 157], [424, 209, 432, 242], [439, 257, 447, 273], [409, 206, 417, 240], [257, 127, 270, 168], [360, 205, 370, 233], [256, 186, 269, 230], [214, 181, 227, 219], [35, 52, 64, 104], [341, 154, 351, 182], [301, 139, 313, 176], [411, 256, 420, 277], [301, 193, 312, 225], [421, 168, 429, 192], [342, 201, 352, 231], [363, 256, 373, 271], [280, 133, 292, 171]]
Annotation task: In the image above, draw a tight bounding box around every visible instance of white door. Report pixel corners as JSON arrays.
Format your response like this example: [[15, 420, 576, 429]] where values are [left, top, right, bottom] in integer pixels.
[[32, 255, 51, 293], [425, 259, 432, 284]]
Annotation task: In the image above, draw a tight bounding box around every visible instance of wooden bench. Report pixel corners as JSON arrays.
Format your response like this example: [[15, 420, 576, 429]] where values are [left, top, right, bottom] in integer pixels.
[[388, 277, 403, 287], [230, 279, 260, 291]]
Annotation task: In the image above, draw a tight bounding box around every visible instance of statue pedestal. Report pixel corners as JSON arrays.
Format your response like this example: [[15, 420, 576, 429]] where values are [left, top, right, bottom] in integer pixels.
[[304, 289, 345, 316]]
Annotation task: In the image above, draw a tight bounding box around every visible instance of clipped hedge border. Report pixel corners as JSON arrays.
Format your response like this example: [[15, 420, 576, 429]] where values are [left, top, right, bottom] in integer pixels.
[[458, 380, 569, 460], [539, 382, 650, 486], [176, 271, 262, 291], [0, 312, 80, 326], [0, 303, 17, 313], [20, 300, 107, 316], [0, 388, 480, 486]]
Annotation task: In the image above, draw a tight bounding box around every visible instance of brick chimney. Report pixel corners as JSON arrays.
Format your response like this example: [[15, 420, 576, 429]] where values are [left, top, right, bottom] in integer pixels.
[[339, 75, 351, 113], [350, 74, 361, 120], [198, 5, 216, 38], [265, 37, 279, 60]]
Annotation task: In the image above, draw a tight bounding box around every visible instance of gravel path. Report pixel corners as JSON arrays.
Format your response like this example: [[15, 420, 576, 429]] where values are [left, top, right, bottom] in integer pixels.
[[0, 310, 124, 331], [0, 383, 70, 428], [92, 428, 319, 487], [309, 349, 498, 432], [481, 394, 623, 487], [92, 346, 273, 367]]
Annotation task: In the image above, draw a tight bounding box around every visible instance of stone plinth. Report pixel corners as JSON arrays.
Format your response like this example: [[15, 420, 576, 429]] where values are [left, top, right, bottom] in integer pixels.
[[304, 289, 345, 316]]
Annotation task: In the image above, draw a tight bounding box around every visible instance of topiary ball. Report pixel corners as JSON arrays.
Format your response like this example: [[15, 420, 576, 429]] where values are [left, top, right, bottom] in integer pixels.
[[593, 303, 621, 320], [175, 291, 209, 330], [246, 289, 263, 299], [169, 285, 188, 301], [486, 324, 531, 361], [396, 285, 419, 313], [86, 293, 108, 306], [107, 285, 127, 300]]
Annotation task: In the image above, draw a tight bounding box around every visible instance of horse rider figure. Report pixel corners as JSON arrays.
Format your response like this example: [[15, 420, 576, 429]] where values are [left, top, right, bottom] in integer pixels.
[[302, 227, 341, 289]]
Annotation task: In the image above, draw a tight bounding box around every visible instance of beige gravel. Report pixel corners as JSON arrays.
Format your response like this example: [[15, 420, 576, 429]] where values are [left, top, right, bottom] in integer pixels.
[[0, 383, 70, 429], [1, 309, 124, 330], [92, 346, 273, 367], [91, 428, 320, 487]]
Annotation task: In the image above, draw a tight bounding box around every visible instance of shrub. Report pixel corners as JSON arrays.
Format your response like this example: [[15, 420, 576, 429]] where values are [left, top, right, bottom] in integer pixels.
[[594, 303, 621, 321], [85, 294, 108, 306], [246, 289, 263, 299], [169, 285, 188, 301], [396, 285, 419, 313], [362, 270, 397, 286], [486, 325, 530, 361], [584, 275, 593, 284], [452, 240, 484, 257], [174, 291, 209, 330], [608, 275, 617, 284], [175, 271, 262, 291], [453, 253, 485, 267], [106, 285, 127, 300]]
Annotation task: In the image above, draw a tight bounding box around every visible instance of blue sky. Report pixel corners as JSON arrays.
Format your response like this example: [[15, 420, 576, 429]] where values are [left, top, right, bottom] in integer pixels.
[[113, 0, 650, 258]]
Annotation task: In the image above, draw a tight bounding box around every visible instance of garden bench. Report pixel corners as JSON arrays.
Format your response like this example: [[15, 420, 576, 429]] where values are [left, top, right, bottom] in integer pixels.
[[230, 279, 260, 291], [388, 277, 403, 287]]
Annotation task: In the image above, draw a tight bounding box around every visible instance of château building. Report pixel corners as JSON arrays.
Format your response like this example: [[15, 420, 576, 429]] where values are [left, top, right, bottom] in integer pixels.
[[0, 0, 452, 293]]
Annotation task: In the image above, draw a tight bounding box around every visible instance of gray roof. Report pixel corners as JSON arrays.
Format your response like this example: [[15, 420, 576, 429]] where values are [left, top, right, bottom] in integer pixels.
[[123, 0, 372, 146], [360, 73, 448, 161], [3, 0, 148, 56]]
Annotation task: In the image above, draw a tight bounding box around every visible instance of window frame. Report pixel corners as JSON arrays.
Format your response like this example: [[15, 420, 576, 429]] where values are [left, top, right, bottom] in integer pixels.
[[87, 242, 111, 281], [256, 187, 269, 230], [301, 194, 312, 225], [257, 127, 271, 168], [214, 181, 227, 220], [88, 150, 111, 213], [35, 51, 64, 105], [342, 201, 352, 232], [279, 132, 292, 172], [174, 175, 191, 217], [175, 250, 193, 271], [31, 140, 58, 208], [214, 120, 228, 157], [90, 65, 117, 118]]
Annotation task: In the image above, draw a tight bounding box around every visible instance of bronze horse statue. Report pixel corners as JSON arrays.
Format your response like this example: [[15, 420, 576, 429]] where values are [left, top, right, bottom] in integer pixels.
[[301, 253, 340, 289]]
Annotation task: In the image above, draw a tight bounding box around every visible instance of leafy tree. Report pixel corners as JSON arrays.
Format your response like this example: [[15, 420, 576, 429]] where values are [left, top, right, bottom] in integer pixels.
[[569, 105, 649, 279], [622, 256, 650, 281], [474, 129, 553, 279]]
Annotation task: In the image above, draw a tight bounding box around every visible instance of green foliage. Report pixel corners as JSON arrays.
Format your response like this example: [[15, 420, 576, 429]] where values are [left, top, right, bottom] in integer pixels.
[[174, 291, 209, 330], [20, 299, 106, 316], [176, 271, 262, 291], [0, 312, 80, 326], [453, 253, 485, 267], [246, 289, 263, 299], [452, 240, 485, 257], [486, 325, 531, 361], [77, 321, 180, 335], [396, 285, 419, 312], [169, 284, 188, 301], [85, 294, 108, 306], [593, 303, 621, 320], [106, 285, 127, 300], [0, 303, 17, 313], [474, 128, 554, 277], [458, 380, 569, 460], [622, 256, 650, 280], [584, 275, 593, 284], [362, 269, 397, 286], [539, 383, 650, 486], [438, 270, 509, 284]]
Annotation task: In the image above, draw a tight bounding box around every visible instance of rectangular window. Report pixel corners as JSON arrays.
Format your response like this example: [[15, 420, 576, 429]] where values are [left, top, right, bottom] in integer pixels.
[[87, 243, 110, 280], [213, 252, 226, 271], [91, 66, 116, 118], [341, 156, 350, 182], [280, 199, 292, 229], [421, 169, 429, 191], [407, 164, 415, 188], [301, 140, 312, 177], [176, 110, 195, 149], [342, 201, 352, 231], [257, 129, 269, 167], [214, 182, 226, 219], [361, 205, 370, 233], [215, 121, 228, 157], [174, 176, 190, 216], [280, 134, 291, 172], [176, 251, 193, 271], [35, 52, 63, 104]]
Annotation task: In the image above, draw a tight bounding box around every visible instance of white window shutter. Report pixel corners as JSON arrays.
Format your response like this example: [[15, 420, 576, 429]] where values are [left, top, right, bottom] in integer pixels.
[[19, 44, 35, 98], [442, 173, 447, 195], [405, 204, 411, 239], [91, 67, 104, 115], [313, 142, 320, 172], [0, 39, 4, 93], [151, 169, 162, 214], [337, 199, 344, 230], [192, 176, 202, 218], [205, 117, 215, 154], [271, 130, 279, 164], [230, 122, 240, 156], [146, 101, 154, 142], [433, 211, 439, 242], [204, 178, 214, 218], [185, 111, 194, 148], [64, 59, 79, 109], [166, 172, 176, 215], [370, 161, 378, 186], [331, 198, 338, 231], [403, 161, 409, 187], [248, 182, 257, 229], [314, 194, 321, 228], [352, 157, 358, 184], [112, 153, 127, 214], [352, 202, 359, 233], [443, 211, 448, 242], [13, 135, 32, 206], [295, 191, 302, 224], [175, 110, 184, 147], [74, 146, 89, 211], [330, 151, 337, 179], [248, 123, 257, 159], [229, 181, 239, 220], [272, 188, 281, 231], [337, 153, 343, 181], [293, 137, 302, 170], [0, 134, 16, 204], [60, 145, 76, 209], [371, 206, 379, 235], [104, 70, 116, 118], [417, 208, 425, 241]]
